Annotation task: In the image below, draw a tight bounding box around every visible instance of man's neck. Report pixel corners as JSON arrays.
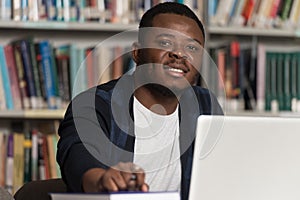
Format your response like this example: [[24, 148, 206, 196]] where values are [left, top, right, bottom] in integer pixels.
[[134, 85, 179, 115]]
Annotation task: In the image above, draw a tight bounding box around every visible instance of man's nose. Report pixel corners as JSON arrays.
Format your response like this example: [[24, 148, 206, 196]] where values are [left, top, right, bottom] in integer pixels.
[[168, 48, 188, 60]]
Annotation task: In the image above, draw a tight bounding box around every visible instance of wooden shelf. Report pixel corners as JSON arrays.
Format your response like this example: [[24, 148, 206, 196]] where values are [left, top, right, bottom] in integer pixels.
[[226, 111, 300, 118], [0, 21, 139, 32], [0, 109, 66, 119], [208, 26, 299, 38]]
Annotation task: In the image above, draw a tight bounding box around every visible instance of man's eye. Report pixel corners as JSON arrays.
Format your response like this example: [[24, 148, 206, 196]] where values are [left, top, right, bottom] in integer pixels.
[[159, 40, 172, 47], [186, 45, 199, 52]]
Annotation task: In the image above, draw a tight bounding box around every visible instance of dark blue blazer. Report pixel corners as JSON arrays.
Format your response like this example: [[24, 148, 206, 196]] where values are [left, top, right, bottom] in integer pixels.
[[57, 75, 223, 200]]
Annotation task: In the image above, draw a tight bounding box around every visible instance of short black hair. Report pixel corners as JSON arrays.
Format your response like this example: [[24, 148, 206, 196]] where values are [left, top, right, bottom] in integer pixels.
[[139, 2, 205, 42]]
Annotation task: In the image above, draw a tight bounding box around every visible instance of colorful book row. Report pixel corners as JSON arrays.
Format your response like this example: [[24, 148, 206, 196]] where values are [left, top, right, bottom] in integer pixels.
[[0, 37, 134, 111], [209, 0, 300, 29], [208, 40, 300, 113], [0, 121, 61, 195], [0, 0, 202, 23]]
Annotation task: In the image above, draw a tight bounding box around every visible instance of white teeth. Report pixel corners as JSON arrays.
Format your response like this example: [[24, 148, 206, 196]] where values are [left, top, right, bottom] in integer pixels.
[[168, 68, 184, 73]]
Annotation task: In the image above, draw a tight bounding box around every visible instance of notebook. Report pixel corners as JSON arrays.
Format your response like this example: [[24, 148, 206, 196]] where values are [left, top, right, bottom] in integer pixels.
[[189, 115, 300, 200], [50, 191, 180, 200]]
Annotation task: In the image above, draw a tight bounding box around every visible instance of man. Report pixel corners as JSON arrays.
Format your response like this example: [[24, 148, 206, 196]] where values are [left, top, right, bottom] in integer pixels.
[[57, 2, 223, 200]]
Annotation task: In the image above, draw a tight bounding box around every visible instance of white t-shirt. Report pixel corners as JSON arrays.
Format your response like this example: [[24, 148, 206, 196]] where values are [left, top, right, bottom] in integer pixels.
[[133, 97, 181, 192]]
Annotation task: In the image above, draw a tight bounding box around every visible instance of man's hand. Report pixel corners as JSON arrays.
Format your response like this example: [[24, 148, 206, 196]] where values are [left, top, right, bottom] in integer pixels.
[[82, 162, 149, 193]]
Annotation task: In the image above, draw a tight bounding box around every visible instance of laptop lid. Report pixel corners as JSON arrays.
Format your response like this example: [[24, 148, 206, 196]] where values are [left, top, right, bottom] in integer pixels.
[[189, 115, 300, 200]]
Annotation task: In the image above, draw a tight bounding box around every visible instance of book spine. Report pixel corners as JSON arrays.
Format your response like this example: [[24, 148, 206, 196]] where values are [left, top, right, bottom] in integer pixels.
[[0, 0, 11, 20], [35, 43, 47, 108], [31, 129, 38, 181], [296, 52, 300, 112], [37, 133, 45, 180], [21, 0, 29, 21], [111, 46, 124, 80], [265, 52, 273, 111], [13, 42, 31, 109], [0, 46, 14, 110], [28, 0, 39, 21], [276, 53, 284, 111], [20, 40, 38, 109], [12, 0, 21, 21], [282, 53, 292, 110], [47, 134, 57, 178], [4, 45, 23, 110], [0, 131, 6, 187], [13, 132, 25, 194], [39, 40, 57, 109], [256, 43, 266, 111], [56, 54, 71, 108], [290, 52, 298, 112], [42, 135, 50, 179], [280, 0, 293, 21], [0, 48, 7, 110], [85, 47, 95, 87], [23, 130, 32, 183], [242, 0, 256, 25], [28, 38, 44, 109], [5, 133, 14, 194]]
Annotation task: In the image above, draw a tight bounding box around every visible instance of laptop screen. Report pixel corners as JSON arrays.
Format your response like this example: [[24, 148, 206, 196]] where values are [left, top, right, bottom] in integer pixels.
[[189, 115, 300, 200]]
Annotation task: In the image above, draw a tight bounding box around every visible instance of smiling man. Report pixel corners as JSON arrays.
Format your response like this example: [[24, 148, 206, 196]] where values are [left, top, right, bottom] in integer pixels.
[[57, 2, 223, 200]]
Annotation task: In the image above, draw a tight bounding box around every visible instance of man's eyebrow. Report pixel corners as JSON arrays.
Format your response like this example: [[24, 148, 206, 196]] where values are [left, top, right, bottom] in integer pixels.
[[156, 33, 203, 46], [156, 33, 175, 39], [187, 38, 203, 46]]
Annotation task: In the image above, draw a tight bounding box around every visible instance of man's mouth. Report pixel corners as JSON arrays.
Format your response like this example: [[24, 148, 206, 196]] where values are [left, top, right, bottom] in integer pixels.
[[163, 65, 186, 77], [168, 67, 184, 73]]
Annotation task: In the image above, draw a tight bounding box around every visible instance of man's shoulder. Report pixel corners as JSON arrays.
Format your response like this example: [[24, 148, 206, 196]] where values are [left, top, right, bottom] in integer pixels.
[[192, 86, 211, 96], [96, 75, 133, 92], [96, 79, 119, 92]]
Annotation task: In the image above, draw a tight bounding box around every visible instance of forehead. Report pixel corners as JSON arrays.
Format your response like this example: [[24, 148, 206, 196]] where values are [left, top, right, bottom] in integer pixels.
[[150, 13, 204, 45]]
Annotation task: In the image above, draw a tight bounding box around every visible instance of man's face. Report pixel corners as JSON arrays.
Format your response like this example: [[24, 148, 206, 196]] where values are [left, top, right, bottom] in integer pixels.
[[133, 13, 205, 93]]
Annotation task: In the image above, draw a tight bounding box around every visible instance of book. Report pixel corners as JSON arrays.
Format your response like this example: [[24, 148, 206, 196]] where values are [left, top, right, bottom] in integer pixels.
[[0, 0, 11, 20], [23, 130, 32, 183], [256, 43, 266, 111], [35, 42, 48, 108], [12, 0, 21, 21], [85, 46, 95, 88], [28, 38, 44, 109], [47, 134, 58, 178], [39, 40, 57, 109], [230, 0, 247, 26], [42, 134, 51, 180], [282, 52, 292, 110], [5, 133, 14, 194], [50, 191, 180, 200], [241, 0, 256, 26], [111, 46, 124, 80], [37, 132, 46, 180], [13, 131, 25, 194], [31, 128, 39, 181], [0, 129, 8, 187], [239, 43, 256, 110], [0, 45, 14, 110], [19, 39, 38, 109], [0, 47, 7, 110], [13, 41, 31, 109], [214, 0, 236, 26], [55, 45, 71, 108], [74, 46, 87, 96]]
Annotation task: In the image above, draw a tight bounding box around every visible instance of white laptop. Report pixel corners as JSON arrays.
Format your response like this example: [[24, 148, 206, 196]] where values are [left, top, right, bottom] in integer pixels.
[[189, 115, 300, 200]]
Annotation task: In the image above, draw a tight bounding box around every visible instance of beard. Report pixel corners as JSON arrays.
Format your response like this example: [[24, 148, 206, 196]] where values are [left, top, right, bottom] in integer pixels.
[[144, 83, 183, 98]]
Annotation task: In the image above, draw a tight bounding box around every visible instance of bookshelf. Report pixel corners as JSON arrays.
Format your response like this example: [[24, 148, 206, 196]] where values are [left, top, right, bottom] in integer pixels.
[[0, 109, 65, 119], [208, 26, 300, 37], [203, 0, 300, 115], [0, 0, 300, 196]]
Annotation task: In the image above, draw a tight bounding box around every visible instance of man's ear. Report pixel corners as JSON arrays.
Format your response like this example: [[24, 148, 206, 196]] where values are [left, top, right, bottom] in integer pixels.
[[132, 42, 141, 65]]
